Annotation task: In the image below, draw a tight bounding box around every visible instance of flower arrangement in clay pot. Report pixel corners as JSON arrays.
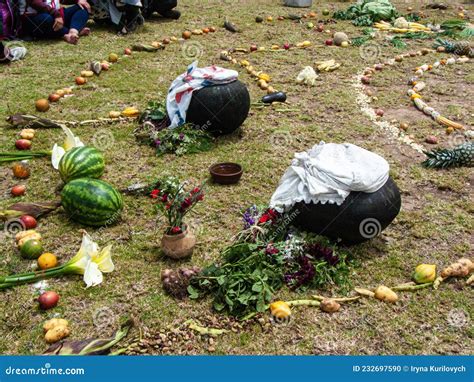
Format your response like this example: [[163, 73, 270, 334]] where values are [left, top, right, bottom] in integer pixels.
[[150, 176, 204, 259]]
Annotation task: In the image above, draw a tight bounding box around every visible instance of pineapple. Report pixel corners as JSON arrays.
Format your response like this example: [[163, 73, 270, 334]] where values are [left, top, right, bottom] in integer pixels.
[[434, 38, 473, 57], [422, 142, 474, 168]]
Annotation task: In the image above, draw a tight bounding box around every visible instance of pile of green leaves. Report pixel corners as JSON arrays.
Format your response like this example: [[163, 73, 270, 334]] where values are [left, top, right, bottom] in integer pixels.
[[188, 243, 285, 318], [188, 230, 352, 319], [134, 100, 214, 156], [334, 0, 398, 26], [153, 125, 214, 156], [440, 20, 474, 39], [390, 31, 432, 49], [351, 28, 376, 47]]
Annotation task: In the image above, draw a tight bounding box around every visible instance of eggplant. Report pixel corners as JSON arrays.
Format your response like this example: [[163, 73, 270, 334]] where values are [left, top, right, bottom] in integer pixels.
[[262, 91, 287, 104], [287, 14, 302, 20], [224, 18, 239, 33]]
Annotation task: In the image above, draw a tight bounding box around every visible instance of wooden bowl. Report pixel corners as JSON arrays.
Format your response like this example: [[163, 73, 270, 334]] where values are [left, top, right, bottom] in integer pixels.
[[209, 162, 243, 185]]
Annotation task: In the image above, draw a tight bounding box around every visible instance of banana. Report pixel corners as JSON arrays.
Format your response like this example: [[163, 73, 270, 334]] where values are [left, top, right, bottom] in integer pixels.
[[315, 60, 340, 72]]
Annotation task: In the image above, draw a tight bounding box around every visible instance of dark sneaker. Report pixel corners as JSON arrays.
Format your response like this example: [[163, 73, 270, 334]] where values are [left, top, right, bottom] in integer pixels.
[[159, 9, 181, 20]]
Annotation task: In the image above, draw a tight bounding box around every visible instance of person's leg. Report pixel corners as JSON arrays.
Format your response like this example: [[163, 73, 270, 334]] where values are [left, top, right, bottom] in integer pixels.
[[63, 5, 89, 33], [62, 5, 89, 42], [155, 0, 180, 19], [24, 13, 60, 38]]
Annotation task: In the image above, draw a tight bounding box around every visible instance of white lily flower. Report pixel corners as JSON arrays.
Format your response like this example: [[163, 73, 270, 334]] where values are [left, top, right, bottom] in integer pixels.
[[92, 245, 114, 273], [63, 231, 113, 288], [51, 126, 84, 169], [83, 260, 103, 288]]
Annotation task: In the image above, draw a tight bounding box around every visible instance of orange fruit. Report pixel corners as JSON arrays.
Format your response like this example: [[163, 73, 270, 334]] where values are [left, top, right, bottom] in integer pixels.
[[35, 99, 50, 112], [38, 253, 58, 270], [75, 77, 87, 85], [182, 31, 192, 39]]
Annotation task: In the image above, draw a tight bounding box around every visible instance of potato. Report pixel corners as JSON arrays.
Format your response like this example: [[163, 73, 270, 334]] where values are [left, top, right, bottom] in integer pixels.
[[320, 299, 341, 313], [17, 233, 42, 247], [43, 318, 69, 333], [45, 325, 70, 343], [15, 229, 38, 243], [374, 286, 398, 303]]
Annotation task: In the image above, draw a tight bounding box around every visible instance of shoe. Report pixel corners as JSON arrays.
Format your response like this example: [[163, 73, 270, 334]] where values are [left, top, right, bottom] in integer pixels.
[[160, 9, 181, 20], [10, 46, 27, 61]]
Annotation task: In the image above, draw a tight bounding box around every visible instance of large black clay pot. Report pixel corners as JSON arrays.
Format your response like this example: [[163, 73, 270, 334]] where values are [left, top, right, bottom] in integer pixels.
[[292, 177, 401, 245], [186, 80, 250, 136]]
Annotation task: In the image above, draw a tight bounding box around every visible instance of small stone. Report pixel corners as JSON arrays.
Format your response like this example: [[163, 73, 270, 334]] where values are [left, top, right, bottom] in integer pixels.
[[425, 135, 438, 144], [209, 338, 214, 345], [208, 346, 216, 352]]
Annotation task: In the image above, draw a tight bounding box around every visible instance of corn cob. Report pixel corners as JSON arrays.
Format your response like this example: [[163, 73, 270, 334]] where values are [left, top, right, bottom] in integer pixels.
[[435, 116, 464, 130]]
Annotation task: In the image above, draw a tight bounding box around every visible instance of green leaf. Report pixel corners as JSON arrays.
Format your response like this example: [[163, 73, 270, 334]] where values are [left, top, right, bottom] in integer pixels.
[[252, 282, 263, 292], [187, 285, 199, 299]]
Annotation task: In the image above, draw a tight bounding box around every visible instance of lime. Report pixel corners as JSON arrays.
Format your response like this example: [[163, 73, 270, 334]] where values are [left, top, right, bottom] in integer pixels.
[[322, 9, 330, 16], [20, 239, 43, 259]]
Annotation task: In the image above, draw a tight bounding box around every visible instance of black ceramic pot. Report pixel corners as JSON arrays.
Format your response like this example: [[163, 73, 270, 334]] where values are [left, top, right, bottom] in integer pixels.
[[186, 80, 250, 136], [292, 177, 401, 245]]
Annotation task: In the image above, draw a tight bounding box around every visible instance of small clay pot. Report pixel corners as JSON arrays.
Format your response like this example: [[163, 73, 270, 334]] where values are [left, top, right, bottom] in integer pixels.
[[161, 225, 196, 259], [209, 162, 243, 184]]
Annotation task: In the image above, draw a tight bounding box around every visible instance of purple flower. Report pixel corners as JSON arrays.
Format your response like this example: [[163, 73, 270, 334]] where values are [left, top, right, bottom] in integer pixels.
[[155, 139, 161, 146], [178, 133, 185, 141], [284, 255, 316, 289], [242, 205, 259, 229]]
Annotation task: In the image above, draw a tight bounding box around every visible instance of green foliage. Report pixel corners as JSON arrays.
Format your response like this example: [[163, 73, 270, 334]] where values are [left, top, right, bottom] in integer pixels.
[[154, 125, 214, 156], [189, 210, 353, 318], [189, 243, 285, 318], [135, 100, 214, 156], [334, 0, 398, 26], [351, 36, 371, 47], [440, 20, 474, 39]]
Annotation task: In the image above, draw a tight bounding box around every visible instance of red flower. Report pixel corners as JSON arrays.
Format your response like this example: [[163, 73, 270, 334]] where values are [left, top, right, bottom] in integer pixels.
[[196, 193, 204, 201], [171, 226, 182, 234], [267, 209, 278, 220], [161, 194, 168, 202], [165, 203, 171, 210], [259, 209, 278, 224], [191, 187, 200, 195], [181, 198, 192, 210], [150, 189, 160, 199], [265, 244, 279, 255]]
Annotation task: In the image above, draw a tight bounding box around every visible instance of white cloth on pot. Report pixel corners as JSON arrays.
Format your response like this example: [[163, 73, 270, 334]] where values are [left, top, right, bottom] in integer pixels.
[[269, 142, 390, 211], [166, 61, 239, 128]]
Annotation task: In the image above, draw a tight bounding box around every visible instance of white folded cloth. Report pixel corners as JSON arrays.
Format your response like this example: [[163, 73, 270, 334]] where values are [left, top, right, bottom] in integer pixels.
[[269, 142, 390, 211], [166, 61, 239, 128]]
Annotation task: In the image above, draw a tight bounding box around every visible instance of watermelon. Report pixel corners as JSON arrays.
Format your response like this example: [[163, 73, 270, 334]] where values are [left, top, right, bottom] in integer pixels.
[[61, 178, 123, 226], [58, 146, 105, 183]]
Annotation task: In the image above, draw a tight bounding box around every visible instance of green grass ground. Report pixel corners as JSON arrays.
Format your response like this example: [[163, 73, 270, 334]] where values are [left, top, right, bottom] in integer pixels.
[[0, 0, 472, 355]]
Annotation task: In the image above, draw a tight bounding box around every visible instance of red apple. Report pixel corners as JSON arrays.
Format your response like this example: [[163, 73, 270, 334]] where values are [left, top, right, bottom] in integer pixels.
[[124, 48, 132, 55], [325, 39, 333, 46], [20, 215, 37, 229], [15, 139, 32, 150], [38, 291, 59, 310], [283, 43, 290, 50], [317, 24, 324, 32], [11, 184, 26, 197], [250, 44, 258, 52]]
